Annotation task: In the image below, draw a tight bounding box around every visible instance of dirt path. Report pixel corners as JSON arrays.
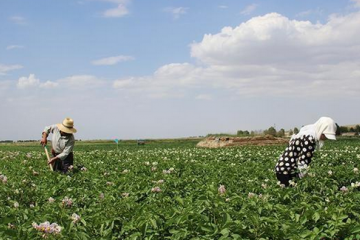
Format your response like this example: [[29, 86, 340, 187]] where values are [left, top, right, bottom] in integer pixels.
[[197, 135, 289, 148]]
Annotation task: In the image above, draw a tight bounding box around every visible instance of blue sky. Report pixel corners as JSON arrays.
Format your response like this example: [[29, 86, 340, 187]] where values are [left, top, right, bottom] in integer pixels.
[[1, 0, 359, 140]]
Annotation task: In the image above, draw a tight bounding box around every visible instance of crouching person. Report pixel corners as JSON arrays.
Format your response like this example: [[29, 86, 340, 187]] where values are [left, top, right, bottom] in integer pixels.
[[275, 117, 337, 187], [40, 117, 77, 173]]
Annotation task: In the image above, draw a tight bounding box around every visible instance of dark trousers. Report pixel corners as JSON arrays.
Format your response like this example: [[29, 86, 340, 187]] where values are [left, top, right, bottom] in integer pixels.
[[276, 173, 298, 187], [52, 149, 74, 173]]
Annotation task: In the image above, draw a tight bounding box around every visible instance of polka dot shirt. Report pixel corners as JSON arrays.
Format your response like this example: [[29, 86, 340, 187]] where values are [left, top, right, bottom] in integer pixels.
[[275, 135, 316, 175]]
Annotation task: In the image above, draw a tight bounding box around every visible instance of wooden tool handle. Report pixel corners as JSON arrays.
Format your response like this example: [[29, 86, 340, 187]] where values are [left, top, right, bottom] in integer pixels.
[[44, 146, 53, 171]]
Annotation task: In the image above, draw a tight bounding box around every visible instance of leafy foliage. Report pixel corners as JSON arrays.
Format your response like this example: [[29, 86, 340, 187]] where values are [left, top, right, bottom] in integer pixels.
[[1, 139, 360, 239]]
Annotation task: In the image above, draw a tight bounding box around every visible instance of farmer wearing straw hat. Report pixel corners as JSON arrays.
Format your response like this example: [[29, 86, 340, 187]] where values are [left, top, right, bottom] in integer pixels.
[[40, 118, 77, 173]]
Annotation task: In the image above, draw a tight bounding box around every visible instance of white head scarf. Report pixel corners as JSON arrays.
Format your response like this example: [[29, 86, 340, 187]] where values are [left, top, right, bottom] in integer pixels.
[[313, 117, 337, 141], [291, 117, 337, 148]]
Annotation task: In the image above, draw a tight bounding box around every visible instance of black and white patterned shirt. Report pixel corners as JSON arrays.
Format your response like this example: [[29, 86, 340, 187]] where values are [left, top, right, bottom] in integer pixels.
[[275, 135, 316, 175]]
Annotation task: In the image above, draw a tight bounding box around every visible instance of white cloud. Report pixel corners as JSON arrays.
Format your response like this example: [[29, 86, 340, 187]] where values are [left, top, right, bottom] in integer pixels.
[[17, 74, 40, 89], [0, 64, 23, 75], [219, 5, 228, 9], [351, 0, 360, 8], [102, 0, 131, 18], [103, 4, 128, 17], [40, 81, 59, 89], [103, 0, 130, 3], [111, 11, 360, 98], [9, 16, 26, 25], [196, 94, 212, 100], [189, 12, 360, 96], [191, 12, 360, 66], [113, 78, 136, 88], [92, 55, 134, 65], [6, 45, 25, 50], [240, 4, 258, 16], [153, 63, 200, 85], [15, 74, 104, 91], [57, 75, 105, 89], [113, 63, 200, 90], [165, 7, 188, 19], [0, 81, 11, 91], [113, 63, 205, 98]]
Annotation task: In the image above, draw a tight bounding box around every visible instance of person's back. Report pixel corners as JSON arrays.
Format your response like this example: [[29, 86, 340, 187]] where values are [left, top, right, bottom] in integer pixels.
[[275, 117, 337, 186]]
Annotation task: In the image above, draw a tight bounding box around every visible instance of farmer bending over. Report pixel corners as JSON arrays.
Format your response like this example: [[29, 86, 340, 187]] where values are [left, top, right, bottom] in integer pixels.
[[275, 117, 337, 186], [41, 117, 77, 173]]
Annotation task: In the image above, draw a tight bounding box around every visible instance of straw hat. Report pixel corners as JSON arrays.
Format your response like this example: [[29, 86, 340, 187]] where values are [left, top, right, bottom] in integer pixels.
[[57, 117, 77, 134]]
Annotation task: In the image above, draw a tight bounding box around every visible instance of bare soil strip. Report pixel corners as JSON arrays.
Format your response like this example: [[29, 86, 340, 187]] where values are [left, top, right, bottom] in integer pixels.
[[197, 135, 289, 148]]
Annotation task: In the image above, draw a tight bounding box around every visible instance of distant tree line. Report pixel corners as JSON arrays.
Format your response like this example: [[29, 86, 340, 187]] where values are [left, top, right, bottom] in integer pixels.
[[338, 125, 360, 134], [262, 127, 299, 137], [235, 123, 359, 138], [237, 130, 265, 136], [236, 130, 250, 136], [236, 127, 300, 138], [0, 140, 43, 143]]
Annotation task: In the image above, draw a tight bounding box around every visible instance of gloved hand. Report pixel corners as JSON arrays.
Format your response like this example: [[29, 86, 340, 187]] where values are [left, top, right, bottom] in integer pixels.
[[298, 172, 306, 179], [298, 163, 308, 179]]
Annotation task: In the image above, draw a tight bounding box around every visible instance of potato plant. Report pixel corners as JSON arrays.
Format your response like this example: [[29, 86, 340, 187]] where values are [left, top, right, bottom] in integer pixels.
[[1, 139, 360, 239]]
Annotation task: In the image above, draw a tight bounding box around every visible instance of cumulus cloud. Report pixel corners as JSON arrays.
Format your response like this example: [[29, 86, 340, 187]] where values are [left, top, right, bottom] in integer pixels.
[[196, 94, 212, 100], [17, 74, 40, 89], [6, 45, 25, 50], [103, 0, 130, 3], [189, 12, 360, 96], [103, 4, 128, 17], [240, 4, 258, 16], [113, 78, 136, 88], [111, 11, 360, 98], [57, 75, 105, 89], [153, 63, 201, 86], [113, 63, 201, 90], [102, 0, 131, 18], [164, 7, 188, 19], [92, 55, 134, 65], [40, 81, 59, 89], [0, 81, 11, 91], [191, 12, 360, 66], [0, 64, 23, 75], [351, 0, 360, 8], [16, 74, 103, 90], [113, 63, 203, 98]]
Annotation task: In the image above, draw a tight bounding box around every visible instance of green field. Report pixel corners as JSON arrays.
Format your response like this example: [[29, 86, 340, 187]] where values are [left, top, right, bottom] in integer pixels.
[[1, 138, 360, 239]]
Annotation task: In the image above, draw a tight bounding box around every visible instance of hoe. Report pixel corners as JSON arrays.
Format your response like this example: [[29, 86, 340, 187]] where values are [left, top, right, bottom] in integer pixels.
[[44, 146, 54, 171]]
